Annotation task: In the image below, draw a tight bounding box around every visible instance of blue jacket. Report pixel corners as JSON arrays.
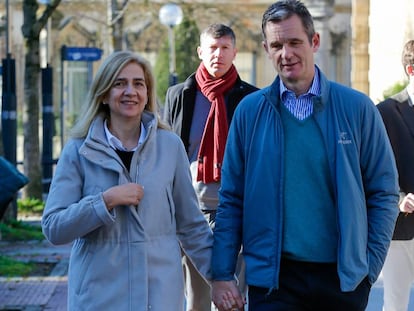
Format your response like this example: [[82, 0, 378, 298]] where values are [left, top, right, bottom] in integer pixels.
[[212, 68, 399, 291]]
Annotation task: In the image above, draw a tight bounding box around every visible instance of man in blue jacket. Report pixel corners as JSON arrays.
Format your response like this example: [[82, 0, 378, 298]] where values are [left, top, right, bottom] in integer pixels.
[[211, 1, 399, 310]]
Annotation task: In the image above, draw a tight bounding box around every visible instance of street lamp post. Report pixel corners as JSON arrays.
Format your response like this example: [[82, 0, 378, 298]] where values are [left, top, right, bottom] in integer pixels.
[[2, 0, 17, 166], [159, 3, 183, 86]]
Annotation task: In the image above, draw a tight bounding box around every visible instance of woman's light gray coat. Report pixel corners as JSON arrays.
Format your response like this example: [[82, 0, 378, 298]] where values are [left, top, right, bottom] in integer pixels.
[[42, 112, 213, 311]]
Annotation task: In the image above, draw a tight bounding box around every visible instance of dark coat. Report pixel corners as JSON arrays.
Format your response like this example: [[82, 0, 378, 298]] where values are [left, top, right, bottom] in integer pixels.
[[378, 89, 414, 240], [163, 72, 259, 152], [0, 156, 28, 218]]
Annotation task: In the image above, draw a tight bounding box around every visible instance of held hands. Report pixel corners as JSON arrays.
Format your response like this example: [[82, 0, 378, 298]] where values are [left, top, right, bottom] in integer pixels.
[[212, 280, 245, 311], [400, 193, 414, 213], [103, 182, 144, 211]]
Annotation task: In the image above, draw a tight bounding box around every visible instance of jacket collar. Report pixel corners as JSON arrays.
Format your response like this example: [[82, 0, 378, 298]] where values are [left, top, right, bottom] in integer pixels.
[[84, 111, 157, 151], [263, 65, 329, 113]]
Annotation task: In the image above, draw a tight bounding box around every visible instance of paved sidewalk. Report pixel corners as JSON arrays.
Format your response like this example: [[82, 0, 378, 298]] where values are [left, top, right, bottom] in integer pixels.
[[0, 238, 71, 311], [1, 223, 413, 310]]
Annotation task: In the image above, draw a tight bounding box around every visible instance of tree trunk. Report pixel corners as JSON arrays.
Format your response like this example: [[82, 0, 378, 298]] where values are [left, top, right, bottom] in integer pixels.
[[112, 16, 124, 51], [110, 0, 128, 51], [22, 0, 42, 200], [23, 37, 42, 200], [21, 0, 61, 200]]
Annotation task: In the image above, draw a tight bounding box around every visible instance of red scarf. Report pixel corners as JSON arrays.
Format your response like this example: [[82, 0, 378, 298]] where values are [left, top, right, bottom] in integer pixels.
[[195, 62, 238, 183]]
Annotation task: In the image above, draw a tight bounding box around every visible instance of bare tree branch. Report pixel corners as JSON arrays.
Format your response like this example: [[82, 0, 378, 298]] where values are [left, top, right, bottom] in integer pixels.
[[108, 0, 130, 26]]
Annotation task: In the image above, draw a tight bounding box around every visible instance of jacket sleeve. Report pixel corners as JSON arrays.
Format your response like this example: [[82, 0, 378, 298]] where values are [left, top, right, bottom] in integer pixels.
[[42, 140, 115, 245], [163, 87, 173, 126], [211, 104, 245, 281], [173, 137, 213, 281], [360, 101, 399, 283]]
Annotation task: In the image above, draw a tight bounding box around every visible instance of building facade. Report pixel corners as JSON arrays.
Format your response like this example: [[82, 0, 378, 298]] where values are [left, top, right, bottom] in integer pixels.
[[0, 0, 413, 145]]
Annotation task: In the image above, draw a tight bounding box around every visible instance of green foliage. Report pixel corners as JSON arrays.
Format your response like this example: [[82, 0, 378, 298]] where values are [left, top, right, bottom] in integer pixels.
[[155, 40, 170, 104], [382, 80, 409, 100], [0, 255, 33, 277], [17, 197, 44, 215], [0, 212, 46, 277], [0, 219, 44, 241], [175, 17, 201, 83], [155, 14, 200, 105]]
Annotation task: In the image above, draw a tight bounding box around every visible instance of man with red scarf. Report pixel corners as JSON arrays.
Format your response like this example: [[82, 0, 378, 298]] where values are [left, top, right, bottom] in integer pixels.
[[163, 23, 258, 311]]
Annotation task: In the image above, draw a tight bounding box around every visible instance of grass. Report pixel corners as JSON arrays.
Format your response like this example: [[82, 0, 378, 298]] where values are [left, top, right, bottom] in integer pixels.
[[0, 219, 48, 277], [0, 255, 34, 277], [0, 219, 44, 241]]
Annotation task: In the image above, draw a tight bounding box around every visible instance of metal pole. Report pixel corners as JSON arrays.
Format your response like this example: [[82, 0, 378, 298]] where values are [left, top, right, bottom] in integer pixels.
[[2, 0, 16, 164], [60, 46, 65, 148], [42, 66, 55, 199], [168, 25, 177, 86], [1, 0, 18, 220], [2, 55, 16, 166]]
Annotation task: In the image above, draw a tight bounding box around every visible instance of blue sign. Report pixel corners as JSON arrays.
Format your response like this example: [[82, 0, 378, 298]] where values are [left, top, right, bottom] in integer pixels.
[[61, 46, 102, 62]]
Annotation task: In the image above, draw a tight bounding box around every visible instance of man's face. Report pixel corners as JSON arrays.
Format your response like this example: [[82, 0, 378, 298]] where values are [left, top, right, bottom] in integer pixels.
[[262, 14, 320, 95], [197, 35, 237, 78]]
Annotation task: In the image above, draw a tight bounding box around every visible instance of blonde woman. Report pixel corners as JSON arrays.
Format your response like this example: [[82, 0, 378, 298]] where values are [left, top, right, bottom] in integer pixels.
[[42, 51, 212, 311]]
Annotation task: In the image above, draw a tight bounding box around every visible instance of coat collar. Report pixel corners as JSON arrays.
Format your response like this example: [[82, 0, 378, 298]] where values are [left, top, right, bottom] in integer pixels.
[[81, 111, 157, 155]]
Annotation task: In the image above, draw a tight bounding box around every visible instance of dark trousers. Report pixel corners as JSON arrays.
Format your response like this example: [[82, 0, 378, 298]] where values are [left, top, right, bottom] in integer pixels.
[[248, 258, 371, 311]]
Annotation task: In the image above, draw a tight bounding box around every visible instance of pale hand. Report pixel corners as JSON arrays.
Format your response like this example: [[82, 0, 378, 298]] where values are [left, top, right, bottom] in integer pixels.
[[212, 280, 245, 311], [400, 193, 414, 213], [103, 182, 144, 210]]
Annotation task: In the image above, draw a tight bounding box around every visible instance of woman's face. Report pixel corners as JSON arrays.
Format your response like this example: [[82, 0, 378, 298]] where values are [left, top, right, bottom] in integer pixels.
[[106, 62, 147, 123]]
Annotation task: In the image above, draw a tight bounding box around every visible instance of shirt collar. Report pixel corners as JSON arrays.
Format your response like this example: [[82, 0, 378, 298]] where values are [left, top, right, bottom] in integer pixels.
[[104, 119, 146, 151], [407, 86, 414, 107], [408, 94, 414, 107], [279, 66, 321, 99]]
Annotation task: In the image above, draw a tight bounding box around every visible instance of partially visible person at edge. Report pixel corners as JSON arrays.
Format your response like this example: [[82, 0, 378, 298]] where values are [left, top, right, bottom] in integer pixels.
[[163, 23, 258, 311], [377, 39, 414, 311], [210, 1, 399, 310], [41, 50, 213, 311]]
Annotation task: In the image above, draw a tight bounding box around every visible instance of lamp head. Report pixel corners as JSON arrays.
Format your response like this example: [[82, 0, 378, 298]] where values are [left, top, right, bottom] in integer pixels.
[[159, 3, 183, 28]]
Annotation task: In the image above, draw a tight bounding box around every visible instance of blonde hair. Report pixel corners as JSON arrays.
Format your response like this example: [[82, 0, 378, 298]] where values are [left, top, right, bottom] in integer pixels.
[[70, 50, 168, 138]]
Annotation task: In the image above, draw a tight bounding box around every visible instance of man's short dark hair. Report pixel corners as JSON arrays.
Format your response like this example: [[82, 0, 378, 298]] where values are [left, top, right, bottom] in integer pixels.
[[200, 23, 236, 46]]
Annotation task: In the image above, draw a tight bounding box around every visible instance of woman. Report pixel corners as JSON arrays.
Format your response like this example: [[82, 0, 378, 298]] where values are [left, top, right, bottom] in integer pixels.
[[42, 51, 213, 311]]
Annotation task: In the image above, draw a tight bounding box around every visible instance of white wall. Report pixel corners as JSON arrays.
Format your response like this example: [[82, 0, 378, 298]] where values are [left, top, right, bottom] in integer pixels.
[[369, 0, 414, 103]]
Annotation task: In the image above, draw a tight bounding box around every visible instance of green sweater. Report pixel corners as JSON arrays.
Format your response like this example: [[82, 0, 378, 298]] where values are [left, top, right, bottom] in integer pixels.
[[281, 105, 338, 262]]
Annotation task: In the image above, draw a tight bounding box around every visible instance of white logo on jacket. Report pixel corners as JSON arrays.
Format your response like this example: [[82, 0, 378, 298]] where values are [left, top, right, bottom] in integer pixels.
[[338, 132, 352, 145]]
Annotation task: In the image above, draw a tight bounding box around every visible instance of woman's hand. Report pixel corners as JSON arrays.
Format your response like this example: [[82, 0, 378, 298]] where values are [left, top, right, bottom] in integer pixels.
[[103, 182, 144, 210]]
